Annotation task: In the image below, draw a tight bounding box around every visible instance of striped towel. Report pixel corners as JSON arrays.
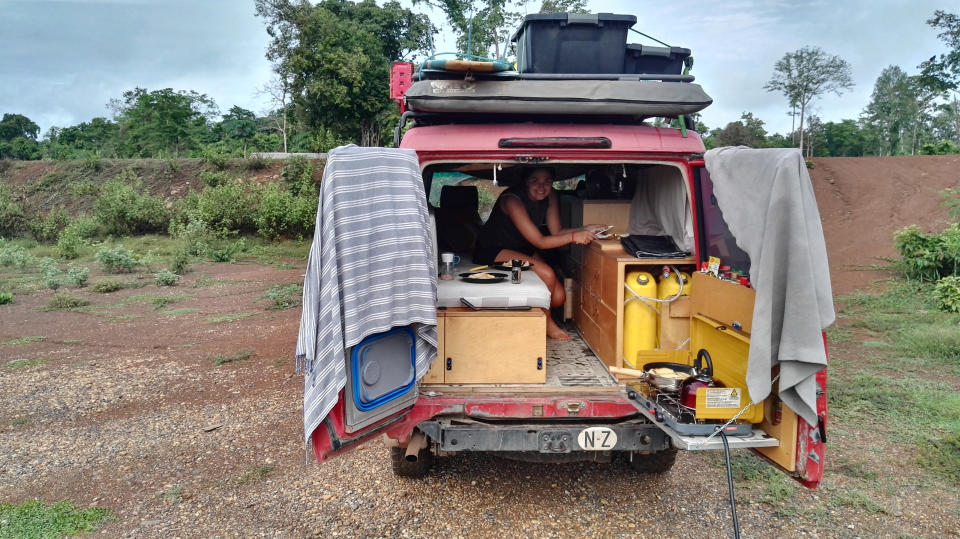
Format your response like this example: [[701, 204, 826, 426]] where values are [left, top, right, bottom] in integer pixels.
[[296, 145, 437, 442]]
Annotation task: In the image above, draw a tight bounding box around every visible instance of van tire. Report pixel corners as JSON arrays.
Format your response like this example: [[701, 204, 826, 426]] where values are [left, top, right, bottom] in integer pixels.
[[390, 446, 433, 478], [627, 448, 677, 474]]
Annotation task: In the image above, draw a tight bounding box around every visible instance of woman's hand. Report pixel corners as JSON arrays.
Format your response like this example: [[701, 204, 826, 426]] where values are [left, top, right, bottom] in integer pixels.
[[571, 229, 596, 245], [584, 224, 608, 233]]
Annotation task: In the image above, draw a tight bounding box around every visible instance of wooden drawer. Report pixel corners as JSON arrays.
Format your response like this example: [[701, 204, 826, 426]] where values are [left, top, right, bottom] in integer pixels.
[[443, 310, 546, 384], [582, 246, 602, 295], [579, 287, 618, 366], [599, 250, 620, 309]]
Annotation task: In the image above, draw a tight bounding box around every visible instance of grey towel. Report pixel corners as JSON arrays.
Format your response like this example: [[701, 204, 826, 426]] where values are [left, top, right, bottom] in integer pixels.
[[296, 145, 437, 442], [704, 147, 834, 426]]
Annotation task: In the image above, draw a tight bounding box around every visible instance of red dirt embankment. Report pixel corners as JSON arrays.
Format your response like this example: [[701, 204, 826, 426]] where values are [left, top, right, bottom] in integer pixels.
[[809, 155, 960, 295]]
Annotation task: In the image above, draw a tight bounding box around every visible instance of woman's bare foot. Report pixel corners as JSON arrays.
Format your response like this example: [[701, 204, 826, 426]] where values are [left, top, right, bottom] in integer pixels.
[[547, 318, 571, 340]]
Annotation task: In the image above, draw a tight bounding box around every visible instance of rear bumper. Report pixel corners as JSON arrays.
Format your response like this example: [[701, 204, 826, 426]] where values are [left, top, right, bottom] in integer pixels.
[[418, 417, 669, 453]]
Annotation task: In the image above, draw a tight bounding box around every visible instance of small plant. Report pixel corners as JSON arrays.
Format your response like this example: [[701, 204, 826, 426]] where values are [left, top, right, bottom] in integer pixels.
[[68, 180, 101, 198], [265, 283, 302, 310], [0, 291, 13, 304], [236, 464, 275, 485], [211, 348, 255, 366], [207, 238, 247, 263], [5, 358, 46, 369], [199, 170, 229, 187], [170, 249, 190, 275], [154, 269, 180, 287], [0, 499, 112, 537], [95, 245, 138, 273], [0, 183, 25, 237], [56, 215, 100, 259], [0, 336, 45, 346], [38, 257, 63, 290], [0, 242, 33, 268], [933, 276, 960, 313], [92, 280, 124, 293], [45, 293, 90, 310], [243, 155, 270, 171]]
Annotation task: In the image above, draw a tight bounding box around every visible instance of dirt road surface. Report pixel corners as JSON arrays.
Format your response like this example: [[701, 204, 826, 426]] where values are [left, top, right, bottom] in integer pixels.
[[2, 258, 958, 538]]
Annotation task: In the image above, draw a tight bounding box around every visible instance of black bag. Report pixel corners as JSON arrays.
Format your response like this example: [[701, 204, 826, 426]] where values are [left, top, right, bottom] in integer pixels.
[[620, 235, 689, 259]]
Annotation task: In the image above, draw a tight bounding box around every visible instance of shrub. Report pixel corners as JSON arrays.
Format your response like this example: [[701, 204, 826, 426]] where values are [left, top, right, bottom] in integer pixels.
[[187, 180, 254, 236], [280, 156, 317, 197], [0, 292, 13, 304], [201, 145, 228, 170], [45, 293, 90, 310], [243, 155, 270, 171], [38, 257, 62, 290], [934, 276, 960, 313], [92, 280, 123, 293], [169, 218, 212, 256], [94, 170, 170, 235], [95, 245, 137, 273], [255, 183, 317, 240], [28, 206, 70, 243], [199, 170, 229, 187], [68, 180, 100, 198], [0, 183, 25, 237], [66, 266, 90, 288], [0, 242, 33, 268], [895, 225, 945, 282], [207, 238, 247, 263], [154, 269, 180, 287], [170, 249, 190, 275]]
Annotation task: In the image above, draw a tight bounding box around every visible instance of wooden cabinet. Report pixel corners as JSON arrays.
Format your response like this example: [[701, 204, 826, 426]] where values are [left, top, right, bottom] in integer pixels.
[[575, 242, 695, 368], [421, 308, 546, 384]]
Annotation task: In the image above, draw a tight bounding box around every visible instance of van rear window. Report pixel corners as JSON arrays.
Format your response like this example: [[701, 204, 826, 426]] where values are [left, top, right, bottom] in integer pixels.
[[695, 167, 751, 274]]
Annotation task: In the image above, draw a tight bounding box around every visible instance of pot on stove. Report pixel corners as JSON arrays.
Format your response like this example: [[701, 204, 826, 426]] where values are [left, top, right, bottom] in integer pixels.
[[679, 349, 716, 409]]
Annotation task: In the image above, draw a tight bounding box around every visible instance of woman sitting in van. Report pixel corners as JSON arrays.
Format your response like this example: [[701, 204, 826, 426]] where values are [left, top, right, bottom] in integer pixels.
[[473, 167, 601, 340]]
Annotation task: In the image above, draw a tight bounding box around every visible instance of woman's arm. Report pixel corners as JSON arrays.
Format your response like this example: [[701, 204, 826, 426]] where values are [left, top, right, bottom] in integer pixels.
[[503, 195, 594, 249]]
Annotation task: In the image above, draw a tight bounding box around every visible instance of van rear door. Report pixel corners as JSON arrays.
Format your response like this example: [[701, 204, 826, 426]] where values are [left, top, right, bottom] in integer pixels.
[[689, 163, 827, 488]]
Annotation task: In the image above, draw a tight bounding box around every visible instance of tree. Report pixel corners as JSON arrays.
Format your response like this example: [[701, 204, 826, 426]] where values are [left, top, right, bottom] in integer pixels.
[[713, 112, 767, 148], [221, 106, 258, 156], [0, 113, 40, 142], [111, 88, 219, 157], [918, 10, 960, 143], [256, 0, 435, 146], [861, 66, 919, 156], [764, 46, 854, 151], [822, 119, 867, 157], [257, 75, 294, 152]]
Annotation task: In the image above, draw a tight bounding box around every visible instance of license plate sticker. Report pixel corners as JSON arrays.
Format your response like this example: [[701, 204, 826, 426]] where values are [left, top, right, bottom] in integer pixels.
[[577, 427, 618, 450], [705, 388, 742, 408]]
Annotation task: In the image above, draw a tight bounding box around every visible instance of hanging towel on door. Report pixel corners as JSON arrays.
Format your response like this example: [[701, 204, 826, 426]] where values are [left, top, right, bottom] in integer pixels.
[[704, 147, 834, 426], [296, 145, 437, 443]]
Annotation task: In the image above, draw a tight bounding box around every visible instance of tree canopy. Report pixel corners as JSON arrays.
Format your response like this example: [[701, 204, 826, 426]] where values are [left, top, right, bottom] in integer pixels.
[[764, 46, 854, 151], [255, 0, 435, 146]]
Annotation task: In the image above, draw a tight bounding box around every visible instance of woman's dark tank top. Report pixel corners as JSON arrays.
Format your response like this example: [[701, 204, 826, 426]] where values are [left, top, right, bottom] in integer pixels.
[[474, 186, 549, 258]]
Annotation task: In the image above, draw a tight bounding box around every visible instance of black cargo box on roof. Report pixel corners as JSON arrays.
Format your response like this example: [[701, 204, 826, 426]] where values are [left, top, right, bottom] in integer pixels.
[[512, 13, 637, 74], [624, 44, 692, 75]]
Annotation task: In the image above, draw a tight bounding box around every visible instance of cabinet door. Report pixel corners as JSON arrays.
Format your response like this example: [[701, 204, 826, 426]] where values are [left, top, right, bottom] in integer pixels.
[[444, 314, 546, 384]]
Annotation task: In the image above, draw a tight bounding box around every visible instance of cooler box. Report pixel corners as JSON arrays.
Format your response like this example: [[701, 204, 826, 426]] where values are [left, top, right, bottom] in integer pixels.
[[349, 327, 416, 411], [623, 44, 691, 75], [512, 13, 637, 74]]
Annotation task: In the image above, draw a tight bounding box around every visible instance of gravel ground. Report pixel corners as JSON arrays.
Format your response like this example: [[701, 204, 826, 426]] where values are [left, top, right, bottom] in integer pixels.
[[2, 262, 958, 538]]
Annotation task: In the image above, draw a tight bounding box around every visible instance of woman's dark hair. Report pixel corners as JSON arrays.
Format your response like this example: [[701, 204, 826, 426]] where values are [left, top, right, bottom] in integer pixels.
[[524, 166, 555, 182]]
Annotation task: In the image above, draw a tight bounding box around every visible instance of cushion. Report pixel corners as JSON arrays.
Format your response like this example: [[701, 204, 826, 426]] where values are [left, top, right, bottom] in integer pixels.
[[436, 255, 552, 309]]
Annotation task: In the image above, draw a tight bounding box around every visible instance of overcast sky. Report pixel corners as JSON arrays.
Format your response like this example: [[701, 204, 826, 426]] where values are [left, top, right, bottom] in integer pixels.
[[0, 0, 954, 138]]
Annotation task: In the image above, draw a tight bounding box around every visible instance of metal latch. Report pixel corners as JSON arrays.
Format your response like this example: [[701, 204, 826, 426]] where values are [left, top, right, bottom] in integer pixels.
[[514, 155, 549, 163]]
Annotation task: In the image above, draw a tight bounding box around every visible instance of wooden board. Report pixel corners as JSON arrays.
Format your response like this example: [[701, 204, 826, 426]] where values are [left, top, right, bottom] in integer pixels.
[[581, 200, 632, 235], [756, 393, 800, 472], [689, 314, 764, 423], [690, 272, 755, 334], [443, 311, 546, 384], [659, 295, 691, 351]]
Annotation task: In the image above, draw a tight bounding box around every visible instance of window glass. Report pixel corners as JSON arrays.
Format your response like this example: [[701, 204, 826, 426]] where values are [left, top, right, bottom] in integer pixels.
[[695, 167, 751, 274]]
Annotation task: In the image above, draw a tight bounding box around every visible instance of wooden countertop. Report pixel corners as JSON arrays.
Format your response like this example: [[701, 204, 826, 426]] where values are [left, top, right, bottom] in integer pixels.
[[589, 240, 696, 264]]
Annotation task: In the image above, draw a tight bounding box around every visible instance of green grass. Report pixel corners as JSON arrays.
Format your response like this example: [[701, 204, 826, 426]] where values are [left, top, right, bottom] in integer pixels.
[[4, 358, 48, 369], [43, 293, 91, 311], [161, 308, 198, 316], [206, 312, 256, 323], [0, 336, 45, 346], [246, 239, 309, 265], [832, 280, 960, 483], [831, 488, 888, 514], [236, 465, 275, 485], [127, 293, 193, 310], [161, 486, 183, 505], [211, 348, 255, 366], [264, 283, 302, 310], [11, 417, 32, 427], [0, 499, 112, 538]]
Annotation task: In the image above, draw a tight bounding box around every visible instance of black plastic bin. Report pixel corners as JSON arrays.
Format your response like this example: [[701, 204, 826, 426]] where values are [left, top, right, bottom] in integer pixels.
[[512, 13, 636, 74], [623, 44, 691, 75]]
